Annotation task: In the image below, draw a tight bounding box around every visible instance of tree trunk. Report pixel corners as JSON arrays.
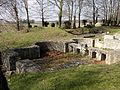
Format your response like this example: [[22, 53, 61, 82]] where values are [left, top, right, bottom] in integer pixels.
[[58, 0, 63, 28], [78, 12, 81, 28], [116, 0, 120, 26], [78, 0, 82, 28], [25, 7, 30, 32], [73, 15, 76, 29], [41, 0, 44, 27], [71, 1, 74, 23], [59, 15, 62, 28], [93, 0, 96, 25], [14, 7, 20, 31], [42, 15, 44, 27], [68, 4, 71, 22], [59, 6, 62, 27]]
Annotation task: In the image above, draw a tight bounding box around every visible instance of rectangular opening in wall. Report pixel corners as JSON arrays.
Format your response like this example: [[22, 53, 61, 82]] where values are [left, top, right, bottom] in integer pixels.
[[101, 53, 106, 61], [77, 49, 80, 54], [93, 40, 95, 47], [92, 52, 96, 58]]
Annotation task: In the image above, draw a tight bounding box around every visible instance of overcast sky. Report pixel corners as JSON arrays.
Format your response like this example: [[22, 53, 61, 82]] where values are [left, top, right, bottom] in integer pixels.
[[0, 0, 92, 22], [27, 0, 58, 21]]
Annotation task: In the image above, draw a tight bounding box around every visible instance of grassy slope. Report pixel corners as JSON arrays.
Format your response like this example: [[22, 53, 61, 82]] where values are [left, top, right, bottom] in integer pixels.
[[8, 64, 120, 90], [0, 27, 74, 51]]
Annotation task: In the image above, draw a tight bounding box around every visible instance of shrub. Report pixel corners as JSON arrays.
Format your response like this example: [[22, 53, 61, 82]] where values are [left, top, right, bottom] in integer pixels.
[[29, 25, 32, 28], [89, 27, 105, 34], [34, 25, 38, 28], [82, 20, 87, 26], [51, 23, 55, 27], [44, 21, 49, 27], [64, 21, 71, 29]]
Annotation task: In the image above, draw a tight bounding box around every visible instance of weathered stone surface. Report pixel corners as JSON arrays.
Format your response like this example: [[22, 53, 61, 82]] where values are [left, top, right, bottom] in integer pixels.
[[106, 50, 120, 64], [16, 59, 41, 74], [2, 50, 19, 71], [13, 45, 40, 60], [104, 35, 115, 40], [104, 39, 120, 50], [72, 38, 94, 47], [95, 39, 104, 48], [35, 41, 66, 53], [68, 42, 88, 55]]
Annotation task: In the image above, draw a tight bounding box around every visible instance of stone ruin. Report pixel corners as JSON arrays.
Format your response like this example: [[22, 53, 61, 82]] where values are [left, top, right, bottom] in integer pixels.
[[1, 34, 120, 74]]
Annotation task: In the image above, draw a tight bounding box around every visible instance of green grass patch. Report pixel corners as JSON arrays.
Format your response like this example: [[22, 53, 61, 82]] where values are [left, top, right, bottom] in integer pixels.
[[108, 29, 120, 35], [0, 27, 74, 51], [8, 64, 120, 90]]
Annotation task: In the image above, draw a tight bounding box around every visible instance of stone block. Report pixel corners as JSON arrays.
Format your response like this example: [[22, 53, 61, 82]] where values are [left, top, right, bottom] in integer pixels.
[[104, 35, 115, 40], [35, 41, 66, 53], [2, 50, 19, 71], [106, 50, 120, 64], [72, 38, 94, 47], [13, 45, 40, 60], [16, 59, 41, 74], [104, 39, 120, 50]]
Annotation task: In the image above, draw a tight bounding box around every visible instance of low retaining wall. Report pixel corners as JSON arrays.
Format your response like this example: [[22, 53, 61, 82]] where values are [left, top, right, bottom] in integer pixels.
[[35, 41, 67, 53], [104, 39, 120, 50], [2, 45, 40, 71], [106, 50, 120, 64], [13, 45, 40, 60], [1, 41, 68, 71], [73, 38, 94, 47]]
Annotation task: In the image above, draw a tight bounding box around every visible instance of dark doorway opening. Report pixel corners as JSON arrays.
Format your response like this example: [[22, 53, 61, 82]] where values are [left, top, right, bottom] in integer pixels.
[[93, 40, 95, 47], [92, 52, 96, 58], [101, 53, 106, 61], [77, 49, 80, 54]]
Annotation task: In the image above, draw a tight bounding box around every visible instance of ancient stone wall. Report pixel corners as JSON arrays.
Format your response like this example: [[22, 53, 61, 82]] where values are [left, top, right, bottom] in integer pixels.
[[104, 35, 115, 40], [104, 39, 120, 50], [106, 50, 120, 64], [13, 45, 40, 60], [1, 45, 40, 71], [2, 50, 19, 71], [16, 59, 41, 74], [73, 38, 94, 47], [95, 39, 104, 48], [35, 41, 66, 53]]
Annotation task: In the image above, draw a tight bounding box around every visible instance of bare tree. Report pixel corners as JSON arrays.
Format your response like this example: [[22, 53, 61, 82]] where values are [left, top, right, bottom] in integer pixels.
[[36, 0, 49, 27], [78, 0, 84, 28], [0, 0, 7, 6], [92, 0, 96, 25], [8, 0, 20, 31], [22, 0, 30, 32], [49, 0, 64, 27]]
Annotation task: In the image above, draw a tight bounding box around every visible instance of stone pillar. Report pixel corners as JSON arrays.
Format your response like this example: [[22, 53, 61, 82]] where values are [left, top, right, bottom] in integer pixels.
[[96, 52, 102, 61], [2, 51, 19, 71], [64, 43, 69, 53]]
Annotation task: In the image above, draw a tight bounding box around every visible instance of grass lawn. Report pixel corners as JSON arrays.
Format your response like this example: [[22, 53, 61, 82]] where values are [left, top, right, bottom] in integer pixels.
[[0, 27, 74, 51], [8, 64, 120, 90], [102, 26, 120, 34]]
